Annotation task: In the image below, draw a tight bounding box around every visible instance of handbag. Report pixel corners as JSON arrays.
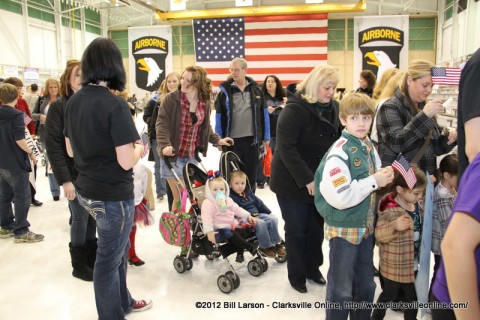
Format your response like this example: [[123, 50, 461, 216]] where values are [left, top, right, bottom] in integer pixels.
[[262, 145, 273, 177], [159, 188, 191, 248]]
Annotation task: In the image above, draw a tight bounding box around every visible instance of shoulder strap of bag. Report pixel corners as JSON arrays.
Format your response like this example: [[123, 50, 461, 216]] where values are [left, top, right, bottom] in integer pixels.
[[411, 129, 433, 165]]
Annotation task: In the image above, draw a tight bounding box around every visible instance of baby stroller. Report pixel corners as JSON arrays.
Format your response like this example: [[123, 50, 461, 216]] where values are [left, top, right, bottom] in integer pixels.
[[220, 150, 287, 263], [160, 156, 268, 294]]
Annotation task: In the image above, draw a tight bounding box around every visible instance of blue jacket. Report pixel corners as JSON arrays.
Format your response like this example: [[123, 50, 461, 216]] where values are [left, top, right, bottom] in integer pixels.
[[215, 76, 270, 144], [230, 188, 271, 216]]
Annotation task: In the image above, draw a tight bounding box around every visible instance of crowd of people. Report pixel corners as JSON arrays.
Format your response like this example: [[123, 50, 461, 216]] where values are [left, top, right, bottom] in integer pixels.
[[0, 36, 479, 320]]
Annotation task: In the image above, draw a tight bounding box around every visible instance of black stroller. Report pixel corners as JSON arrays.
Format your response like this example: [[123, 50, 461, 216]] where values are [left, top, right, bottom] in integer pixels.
[[161, 156, 268, 294], [220, 150, 287, 263]]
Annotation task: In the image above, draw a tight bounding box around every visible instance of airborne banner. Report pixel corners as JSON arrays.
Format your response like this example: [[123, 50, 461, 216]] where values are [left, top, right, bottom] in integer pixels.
[[128, 26, 173, 97], [353, 16, 409, 89]]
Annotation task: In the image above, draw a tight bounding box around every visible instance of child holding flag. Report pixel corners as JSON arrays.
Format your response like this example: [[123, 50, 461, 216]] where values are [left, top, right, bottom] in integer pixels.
[[371, 161, 427, 320]]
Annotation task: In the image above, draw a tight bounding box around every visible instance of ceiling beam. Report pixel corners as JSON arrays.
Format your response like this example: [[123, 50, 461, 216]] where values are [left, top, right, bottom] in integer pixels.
[[156, 0, 366, 21]]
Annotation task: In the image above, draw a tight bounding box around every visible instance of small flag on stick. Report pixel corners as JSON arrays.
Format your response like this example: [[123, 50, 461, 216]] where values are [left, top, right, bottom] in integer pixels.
[[392, 154, 417, 189], [431, 67, 461, 86], [24, 114, 32, 126]]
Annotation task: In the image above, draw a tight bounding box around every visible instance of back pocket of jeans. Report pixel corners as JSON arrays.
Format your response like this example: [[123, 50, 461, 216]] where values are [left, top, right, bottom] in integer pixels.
[[76, 193, 105, 220]]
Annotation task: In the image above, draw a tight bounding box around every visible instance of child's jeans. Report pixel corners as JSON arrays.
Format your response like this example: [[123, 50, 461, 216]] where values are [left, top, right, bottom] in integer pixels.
[[326, 235, 375, 320], [255, 213, 282, 248]]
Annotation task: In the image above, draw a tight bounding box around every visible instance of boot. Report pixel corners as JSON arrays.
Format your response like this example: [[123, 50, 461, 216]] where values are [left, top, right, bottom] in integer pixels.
[[85, 238, 97, 270], [69, 243, 93, 281]]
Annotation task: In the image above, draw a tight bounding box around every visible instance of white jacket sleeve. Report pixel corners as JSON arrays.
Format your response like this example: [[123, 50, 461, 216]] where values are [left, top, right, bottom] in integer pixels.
[[319, 156, 378, 210]]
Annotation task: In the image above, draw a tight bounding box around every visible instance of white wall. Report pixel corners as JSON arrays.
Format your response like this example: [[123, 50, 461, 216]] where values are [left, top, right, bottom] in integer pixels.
[[0, 9, 100, 75]]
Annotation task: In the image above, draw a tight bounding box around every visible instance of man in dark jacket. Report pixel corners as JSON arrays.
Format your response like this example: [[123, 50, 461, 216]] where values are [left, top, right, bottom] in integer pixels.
[[215, 57, 270, 192]]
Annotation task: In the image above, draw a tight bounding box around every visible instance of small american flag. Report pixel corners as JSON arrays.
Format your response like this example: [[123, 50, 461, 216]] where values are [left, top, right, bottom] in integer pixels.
[[24, 114, 32, 126], [392, 154, 417, 189], [431, 67, 461, 86]]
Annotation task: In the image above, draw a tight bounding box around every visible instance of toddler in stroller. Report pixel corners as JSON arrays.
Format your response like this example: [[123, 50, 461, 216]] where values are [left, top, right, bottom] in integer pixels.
[[201, 173, 259, 258]]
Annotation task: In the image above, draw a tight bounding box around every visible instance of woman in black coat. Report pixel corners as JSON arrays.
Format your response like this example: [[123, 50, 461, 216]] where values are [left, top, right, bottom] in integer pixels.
[[45, 60, 97, 281], [270, 65, 342, 293]]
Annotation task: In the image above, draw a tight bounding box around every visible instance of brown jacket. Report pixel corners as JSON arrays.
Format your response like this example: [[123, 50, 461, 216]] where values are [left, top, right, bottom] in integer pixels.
[[155, 90, 220, 160], [375, 193, 423, 283]]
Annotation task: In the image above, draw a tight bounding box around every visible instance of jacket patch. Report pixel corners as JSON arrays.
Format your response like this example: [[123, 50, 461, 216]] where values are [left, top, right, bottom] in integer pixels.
[[329, 167, 341, 176], [332, 176, 347, 187], [335, 139, 347, 148], [353, 158, 362, 167], [337, 185, 350, 194], [349, 147, 358, 153]]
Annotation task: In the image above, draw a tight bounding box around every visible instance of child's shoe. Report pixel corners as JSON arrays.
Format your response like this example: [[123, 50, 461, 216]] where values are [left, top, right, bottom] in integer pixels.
[[128, 256, 145, 266], [274, 243, 286, 256], [235, 254, 245, 263], [259, 247, 277, 258]]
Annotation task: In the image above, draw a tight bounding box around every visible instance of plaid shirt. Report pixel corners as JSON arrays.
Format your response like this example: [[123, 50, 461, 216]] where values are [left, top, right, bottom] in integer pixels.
[[325, 138, 375, 245], [177, 93, 206, 158], [431, 182, 456, 255]]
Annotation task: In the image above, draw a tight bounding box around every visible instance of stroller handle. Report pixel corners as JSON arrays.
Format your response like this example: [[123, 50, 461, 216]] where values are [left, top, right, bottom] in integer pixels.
[[194, 147, 202, 163]]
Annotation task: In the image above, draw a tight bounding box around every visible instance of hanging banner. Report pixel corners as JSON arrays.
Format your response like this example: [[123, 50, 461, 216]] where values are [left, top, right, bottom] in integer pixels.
[[128, 26, 173, 97], [354, 16, 409, 88], [24, 68, 40, 82], [3, 65, 19, 78]]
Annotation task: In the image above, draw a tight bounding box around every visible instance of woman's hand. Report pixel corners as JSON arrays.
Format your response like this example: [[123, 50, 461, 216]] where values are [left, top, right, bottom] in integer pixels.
[[268, 106, 275, 114], [40, 114, 47, 124], [218, 137, 234, 146], [63, 181, 76, 201], [162, 146, 175, 156], [423, 99, 445, 118]]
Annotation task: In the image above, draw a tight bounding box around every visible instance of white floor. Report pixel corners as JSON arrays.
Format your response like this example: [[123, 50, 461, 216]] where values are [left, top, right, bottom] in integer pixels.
[[0, 117, 429, 319]]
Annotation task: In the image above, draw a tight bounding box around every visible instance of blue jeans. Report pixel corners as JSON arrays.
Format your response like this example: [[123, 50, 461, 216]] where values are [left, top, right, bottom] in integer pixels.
[[150, 139, 167, 196], [0, 169, 31, 236], [160, 156, 197, 180], [276, 195, 324, 287], [41, 141, 60, 197], [326, 235, 376, 320], [255, 213, 282, 248], [69, 197, 97, 246], [77, 193, 135, 320]]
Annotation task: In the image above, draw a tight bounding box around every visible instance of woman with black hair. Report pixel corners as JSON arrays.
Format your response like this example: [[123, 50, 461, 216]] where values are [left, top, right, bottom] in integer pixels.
[[64, 37, 151, 319]]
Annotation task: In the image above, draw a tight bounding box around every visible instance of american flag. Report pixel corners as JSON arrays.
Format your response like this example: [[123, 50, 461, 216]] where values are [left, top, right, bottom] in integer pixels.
[[392, 154, 417, 189], [431, 67, 461, 86], [139, 131, 149, 159], [193, 14, 328, 86], [24, 114, 32, 126]]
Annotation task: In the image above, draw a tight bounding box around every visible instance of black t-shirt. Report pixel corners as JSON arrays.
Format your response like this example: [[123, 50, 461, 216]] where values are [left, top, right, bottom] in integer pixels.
[[457, 48, 480, 180], [64, 85, 140, 201], [0, 106, 31, 172]]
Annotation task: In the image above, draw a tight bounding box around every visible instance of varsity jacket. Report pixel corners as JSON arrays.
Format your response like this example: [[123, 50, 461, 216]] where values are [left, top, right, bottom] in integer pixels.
[[215, 76, 270, 144], [376, 193, 423, 283], [314, 130, 381, 228]]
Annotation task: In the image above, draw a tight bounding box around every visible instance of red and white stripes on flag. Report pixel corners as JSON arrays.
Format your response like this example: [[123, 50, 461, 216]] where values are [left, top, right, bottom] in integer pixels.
[[392, 154, 417, 189], [24, 114, 32, 126], [193, 14, 328, 86], [431, 67, 461, 86]]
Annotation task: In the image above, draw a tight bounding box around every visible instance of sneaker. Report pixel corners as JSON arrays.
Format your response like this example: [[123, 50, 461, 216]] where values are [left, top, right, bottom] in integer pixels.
[[14, 231, 44, 243], [157, 194, 164, 201], [0, 228, 14, 239], [274, 243, 286, 256], [259, 247, 277, 258], [249, 240, 259, 256], [132, 299, 152, 312]]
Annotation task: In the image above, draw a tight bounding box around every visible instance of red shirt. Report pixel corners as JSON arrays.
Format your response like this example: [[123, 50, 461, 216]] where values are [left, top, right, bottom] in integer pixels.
[[16, 98, 35, 135], [177, 92, 206, 158]]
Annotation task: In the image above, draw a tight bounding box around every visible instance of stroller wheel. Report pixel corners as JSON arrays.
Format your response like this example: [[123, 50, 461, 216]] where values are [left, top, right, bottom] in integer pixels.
[[217, 275, 234, 294], [256, 257, 268, 272], [226, 271, 240, 289], [247, 259, 263, 277], [184, 256, 193, 270], [275, 254, 287, 263], [173, 256, 186, 273]]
